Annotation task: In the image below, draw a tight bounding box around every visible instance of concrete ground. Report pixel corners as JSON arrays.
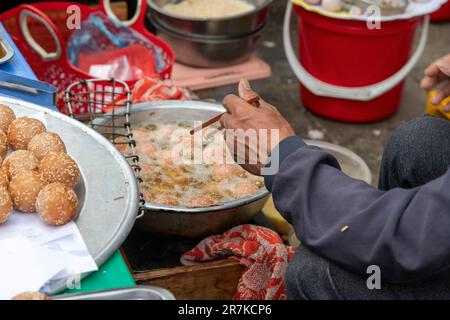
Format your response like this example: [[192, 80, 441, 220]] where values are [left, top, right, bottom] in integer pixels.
[[203, 0, 450, 186]]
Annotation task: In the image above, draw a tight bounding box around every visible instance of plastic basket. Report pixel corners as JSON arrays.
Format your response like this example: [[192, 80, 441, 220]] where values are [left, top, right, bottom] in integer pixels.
[[0, 0, 175, 114]]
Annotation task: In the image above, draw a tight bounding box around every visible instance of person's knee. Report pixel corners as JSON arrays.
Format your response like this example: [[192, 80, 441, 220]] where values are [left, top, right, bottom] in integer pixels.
[[381, 115, 450, 188], [285, 246, 338, 300], [387, 116, 446, 152]]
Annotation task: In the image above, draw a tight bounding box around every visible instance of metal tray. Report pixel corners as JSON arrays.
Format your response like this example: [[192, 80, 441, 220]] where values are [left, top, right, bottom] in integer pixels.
[[0, 31, 14, 64], [0, 96, 140, 294], [54, 286, 175, 300]]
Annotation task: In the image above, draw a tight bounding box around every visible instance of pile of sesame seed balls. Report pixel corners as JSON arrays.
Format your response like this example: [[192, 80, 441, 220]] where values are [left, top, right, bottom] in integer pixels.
[[0, 104, 80, 226]]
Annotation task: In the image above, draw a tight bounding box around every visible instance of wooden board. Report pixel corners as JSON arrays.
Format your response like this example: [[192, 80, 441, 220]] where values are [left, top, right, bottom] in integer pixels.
[[133, 259, 244, 300], [172, 56, 272, 91]]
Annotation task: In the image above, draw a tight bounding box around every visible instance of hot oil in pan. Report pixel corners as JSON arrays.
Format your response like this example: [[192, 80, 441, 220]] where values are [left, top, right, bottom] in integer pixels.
[[121, 121, 264, 208]]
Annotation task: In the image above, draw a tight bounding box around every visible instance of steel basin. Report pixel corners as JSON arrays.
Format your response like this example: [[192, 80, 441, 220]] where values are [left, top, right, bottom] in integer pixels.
[[147, 0, 271, 67], [100, 100, 270, 239], [150, 16, 265, 67], [147, 0, 272, 39]]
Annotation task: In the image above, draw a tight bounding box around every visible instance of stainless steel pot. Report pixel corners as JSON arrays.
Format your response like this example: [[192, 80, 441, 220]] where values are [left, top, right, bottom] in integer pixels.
[[150, 16, 265, 67], [147, 0, 272, 39], [0, 32, 14, 65], [99, 101, 270, 239]]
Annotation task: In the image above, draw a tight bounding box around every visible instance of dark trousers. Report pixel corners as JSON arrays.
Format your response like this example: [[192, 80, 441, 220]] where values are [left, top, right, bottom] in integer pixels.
[[286, 115, 450, 300]]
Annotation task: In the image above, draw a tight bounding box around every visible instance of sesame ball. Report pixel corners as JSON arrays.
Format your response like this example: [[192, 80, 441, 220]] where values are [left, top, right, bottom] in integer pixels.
[[9, 171, 45, 213], [0, 167, 9, 189], [8, 117, 46, 150], [36, 183, 78, 226], [28, 132, 66, 160], [3, 150, 39, 180], [0, 186, 12, 224], [0, 130, 8, 157], [39, 152, 80, 187], [11, 292, 51, 300], [0, 104, 16, 134]]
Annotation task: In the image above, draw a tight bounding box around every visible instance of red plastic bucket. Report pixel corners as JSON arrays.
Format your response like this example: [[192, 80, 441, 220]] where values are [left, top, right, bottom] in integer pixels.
[[288, 4, 424, 123], [431, 1, 450, 22]]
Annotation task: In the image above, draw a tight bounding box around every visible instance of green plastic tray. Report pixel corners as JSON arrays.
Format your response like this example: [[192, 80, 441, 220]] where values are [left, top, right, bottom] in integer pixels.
[[64, 252, 135, 294]]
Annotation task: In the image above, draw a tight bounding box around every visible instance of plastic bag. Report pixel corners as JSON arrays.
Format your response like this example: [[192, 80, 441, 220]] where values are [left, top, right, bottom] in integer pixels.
[[67, 12, 166, 81], [78, 44, 157, 81]]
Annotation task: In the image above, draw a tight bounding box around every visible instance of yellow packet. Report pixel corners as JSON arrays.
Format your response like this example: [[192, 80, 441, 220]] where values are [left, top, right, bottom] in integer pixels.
[[426, 91, 450, 120]]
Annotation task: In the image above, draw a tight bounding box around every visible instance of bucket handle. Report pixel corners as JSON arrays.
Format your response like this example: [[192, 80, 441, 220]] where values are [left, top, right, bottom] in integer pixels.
[[100, 0, 146, 29], [18, 5, 63, 62], [283, 1, 429, 101]]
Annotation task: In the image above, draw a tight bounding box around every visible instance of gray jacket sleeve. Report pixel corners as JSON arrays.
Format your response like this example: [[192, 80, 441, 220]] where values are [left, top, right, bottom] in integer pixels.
[[264, 136, 450, 283]]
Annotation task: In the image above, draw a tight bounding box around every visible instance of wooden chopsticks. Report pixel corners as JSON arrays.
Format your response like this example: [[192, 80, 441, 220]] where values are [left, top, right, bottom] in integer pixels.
[[189, 96, 260, 135]]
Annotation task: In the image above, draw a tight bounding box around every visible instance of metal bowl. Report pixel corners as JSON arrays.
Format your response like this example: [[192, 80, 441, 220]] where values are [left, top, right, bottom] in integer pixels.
[[147, 0, 272, 39], [0, 96, 140, 294], [99, 100, 270, 239], [0, 32, 14, 65], [150, 16, 265, 67]]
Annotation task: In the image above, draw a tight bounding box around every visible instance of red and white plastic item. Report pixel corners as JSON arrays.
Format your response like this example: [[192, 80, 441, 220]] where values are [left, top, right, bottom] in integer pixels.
[[0, 0, 175, 114], [283, 1, 430, 122]]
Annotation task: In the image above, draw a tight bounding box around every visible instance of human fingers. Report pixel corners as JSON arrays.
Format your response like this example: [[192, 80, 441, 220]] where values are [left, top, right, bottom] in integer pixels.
[[432, 80, 450, 106], [238, 78, 260, 103], [223, 94, 253, 115]]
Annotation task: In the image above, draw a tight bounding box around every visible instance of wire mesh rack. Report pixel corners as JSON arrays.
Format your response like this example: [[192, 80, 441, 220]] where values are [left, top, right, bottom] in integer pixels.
[[65, 78, 145, 218]]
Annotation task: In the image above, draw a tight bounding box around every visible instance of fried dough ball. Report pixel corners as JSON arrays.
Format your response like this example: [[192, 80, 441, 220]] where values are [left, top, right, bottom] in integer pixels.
[[36, 183, 78, 226], [231, 183, 260, 199], [0, 130, 8, 157], [211, 164, 244, 181], [0, 104, 16, 134], [3, 150, 39, 180], [0, 167, 8, 189], [39, 152, 80, 187], [9, 171, 45, 213], [8, 117, 46, 150], [0, 186, 12, 224], [200, 181, 221, 194], [28, 132, 66, 160], [11, 292, 51, 300], [187, 195, 214, 208], [154, 194, 179, 206]]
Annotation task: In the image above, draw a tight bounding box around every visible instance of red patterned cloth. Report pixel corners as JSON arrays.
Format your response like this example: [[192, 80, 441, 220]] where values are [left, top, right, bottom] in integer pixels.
[[111, 76, 191, 110], [129, 76, 191, 103], [181, 224, 295, 300]]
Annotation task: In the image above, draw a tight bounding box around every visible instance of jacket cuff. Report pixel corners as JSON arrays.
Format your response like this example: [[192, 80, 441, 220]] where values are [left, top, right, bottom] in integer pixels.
[[264, 136, 306, 191]]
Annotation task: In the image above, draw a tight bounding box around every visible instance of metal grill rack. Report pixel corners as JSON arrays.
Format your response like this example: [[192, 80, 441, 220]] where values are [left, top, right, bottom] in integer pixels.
[[65, 78, 145, 218]]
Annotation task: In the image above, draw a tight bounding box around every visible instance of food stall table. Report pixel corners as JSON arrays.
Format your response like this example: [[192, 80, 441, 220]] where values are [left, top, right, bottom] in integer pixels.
[[0, 23, 135, 295], [123, 213, 275, 299]]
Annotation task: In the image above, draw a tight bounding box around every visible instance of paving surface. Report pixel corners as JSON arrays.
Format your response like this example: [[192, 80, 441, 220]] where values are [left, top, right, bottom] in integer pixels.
[[227, 0, 450, 186]]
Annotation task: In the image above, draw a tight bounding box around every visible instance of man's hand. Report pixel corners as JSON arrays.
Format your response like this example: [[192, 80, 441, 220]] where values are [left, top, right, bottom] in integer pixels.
[[220, 79, 295, 176], [421, 54, 450, 111]]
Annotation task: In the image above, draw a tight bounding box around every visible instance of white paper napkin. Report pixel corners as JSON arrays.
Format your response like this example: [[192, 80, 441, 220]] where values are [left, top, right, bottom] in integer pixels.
[[0, 237, 67, 300]]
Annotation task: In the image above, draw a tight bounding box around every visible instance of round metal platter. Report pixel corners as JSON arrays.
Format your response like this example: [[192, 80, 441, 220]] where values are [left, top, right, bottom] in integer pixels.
[[0, 96, 139, 294]]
